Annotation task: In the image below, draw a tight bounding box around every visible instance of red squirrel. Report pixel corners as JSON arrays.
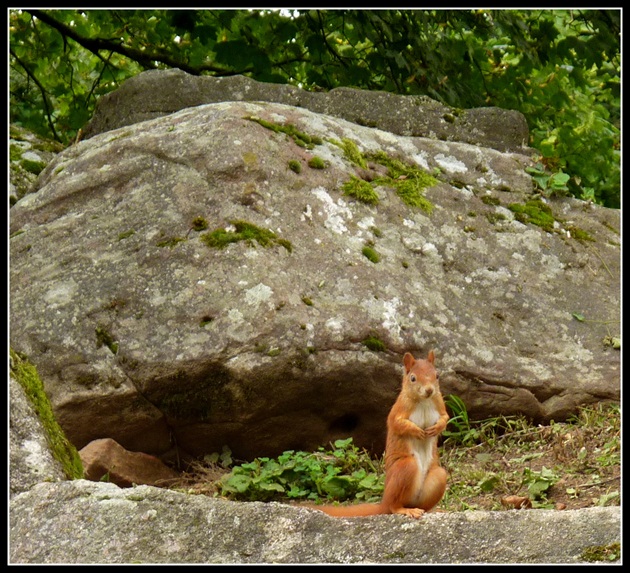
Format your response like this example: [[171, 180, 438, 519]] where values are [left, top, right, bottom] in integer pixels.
[[309, 350, 449, 519]]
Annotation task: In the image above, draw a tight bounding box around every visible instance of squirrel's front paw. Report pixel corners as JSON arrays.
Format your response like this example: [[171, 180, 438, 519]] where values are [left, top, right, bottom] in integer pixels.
[[413, 427, 428, 440], [425, 421, 447, 437]]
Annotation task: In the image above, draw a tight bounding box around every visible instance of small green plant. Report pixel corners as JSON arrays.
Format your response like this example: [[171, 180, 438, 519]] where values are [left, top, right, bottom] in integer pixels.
[[205, 445, 234, 469], [603, 335, 621, 349], [288, 159, 301, 173], [219, 438, 384, 503], [526, 161, 571, 198], [443, 395, 480, 445], [522, 466, 559, 506]]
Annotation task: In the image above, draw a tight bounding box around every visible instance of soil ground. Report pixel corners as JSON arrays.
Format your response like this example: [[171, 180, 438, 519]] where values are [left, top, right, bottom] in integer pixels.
[[172, 403, 621, 513]]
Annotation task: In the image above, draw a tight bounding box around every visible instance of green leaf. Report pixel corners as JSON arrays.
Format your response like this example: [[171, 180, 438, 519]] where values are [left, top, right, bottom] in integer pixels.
[[527, 479, 551, 498], [259, 482, 285, 493], [321, 475, 353, 498], [221, 473, 251, 493]]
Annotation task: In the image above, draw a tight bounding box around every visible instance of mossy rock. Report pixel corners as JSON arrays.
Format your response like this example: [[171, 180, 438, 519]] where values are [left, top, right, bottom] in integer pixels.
[[10, 349, 83, 480], [10, 124, 65, 205]]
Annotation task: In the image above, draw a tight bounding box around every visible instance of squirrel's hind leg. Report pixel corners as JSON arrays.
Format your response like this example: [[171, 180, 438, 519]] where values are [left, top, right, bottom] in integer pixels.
[[415, 465, 448, 511], [381, 456, 423, 514]]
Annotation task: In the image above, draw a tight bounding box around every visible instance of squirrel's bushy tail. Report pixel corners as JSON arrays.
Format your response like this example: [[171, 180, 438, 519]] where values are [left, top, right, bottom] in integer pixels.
[[305, 503, 386, 517]]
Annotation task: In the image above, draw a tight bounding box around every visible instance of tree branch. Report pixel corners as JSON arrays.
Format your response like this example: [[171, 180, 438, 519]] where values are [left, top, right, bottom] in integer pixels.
[[27, 9, 229, 76], [9, 47, 60, 141]]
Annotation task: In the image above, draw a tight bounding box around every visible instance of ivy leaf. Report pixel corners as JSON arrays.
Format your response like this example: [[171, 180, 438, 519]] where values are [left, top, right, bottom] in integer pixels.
[[221, 473, 251, 493], [258, 482, 285, 493], [321, 475, 353, 498]]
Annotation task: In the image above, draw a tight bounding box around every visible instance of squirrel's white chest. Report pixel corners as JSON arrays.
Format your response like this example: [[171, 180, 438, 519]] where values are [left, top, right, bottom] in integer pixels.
[[408, 400, 440, 474], [409, 399, 440, 430]]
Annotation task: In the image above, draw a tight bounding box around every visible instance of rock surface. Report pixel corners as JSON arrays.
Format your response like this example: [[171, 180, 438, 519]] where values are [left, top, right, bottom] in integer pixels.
[[9, 374, 66, 496], [9, 95, 620, 461], [81, 68, 530, 153], [79, 438, 179, 487], [9, 479, 621, 564]]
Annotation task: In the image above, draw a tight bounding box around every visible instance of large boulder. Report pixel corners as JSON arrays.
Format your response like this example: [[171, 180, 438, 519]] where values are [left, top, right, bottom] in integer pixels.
[[81, 68, 529, 153], [9, 91, 619, 461], [9, 480, 621, 564]]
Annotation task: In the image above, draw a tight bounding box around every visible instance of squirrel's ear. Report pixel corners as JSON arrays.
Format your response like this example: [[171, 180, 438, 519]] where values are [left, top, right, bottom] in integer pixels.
[[403, 352, 415, 373], [427, 349, 435, 364]]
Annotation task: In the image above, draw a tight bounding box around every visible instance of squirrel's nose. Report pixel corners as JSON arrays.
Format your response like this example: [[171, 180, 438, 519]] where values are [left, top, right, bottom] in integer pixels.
[[425, 387, 434, 397]]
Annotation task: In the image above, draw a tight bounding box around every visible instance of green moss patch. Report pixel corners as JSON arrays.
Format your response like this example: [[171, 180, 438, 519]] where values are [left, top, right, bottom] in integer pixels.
[[342, 175, 379, 205], [307, 156, 327, 169], [481, 195, 501, 206], [201, 220, 292, 253], [362, 335, 386, 352], [245, 116, 322, 149], [95, 326, 119, 355], [362, 245, 381, 263], [506, 199, 596, 242], [338, 148, 436, 213], [191, 216, 209, 232], [335, 138, 368, 168], [508, 198, 556, 233], [10, 349, 84, 480], [486, 212, 507, 224], [117, 229, 136, 241], [20, 158, 46, 176], [580, 543, 621, 562], [369, 151, 436, 213], [565, 225, 595, 242], [156, 236, 187, 248]]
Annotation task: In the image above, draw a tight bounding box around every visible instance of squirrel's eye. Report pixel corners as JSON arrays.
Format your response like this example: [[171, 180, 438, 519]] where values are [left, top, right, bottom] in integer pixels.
[[410, 374, 417, 383]]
